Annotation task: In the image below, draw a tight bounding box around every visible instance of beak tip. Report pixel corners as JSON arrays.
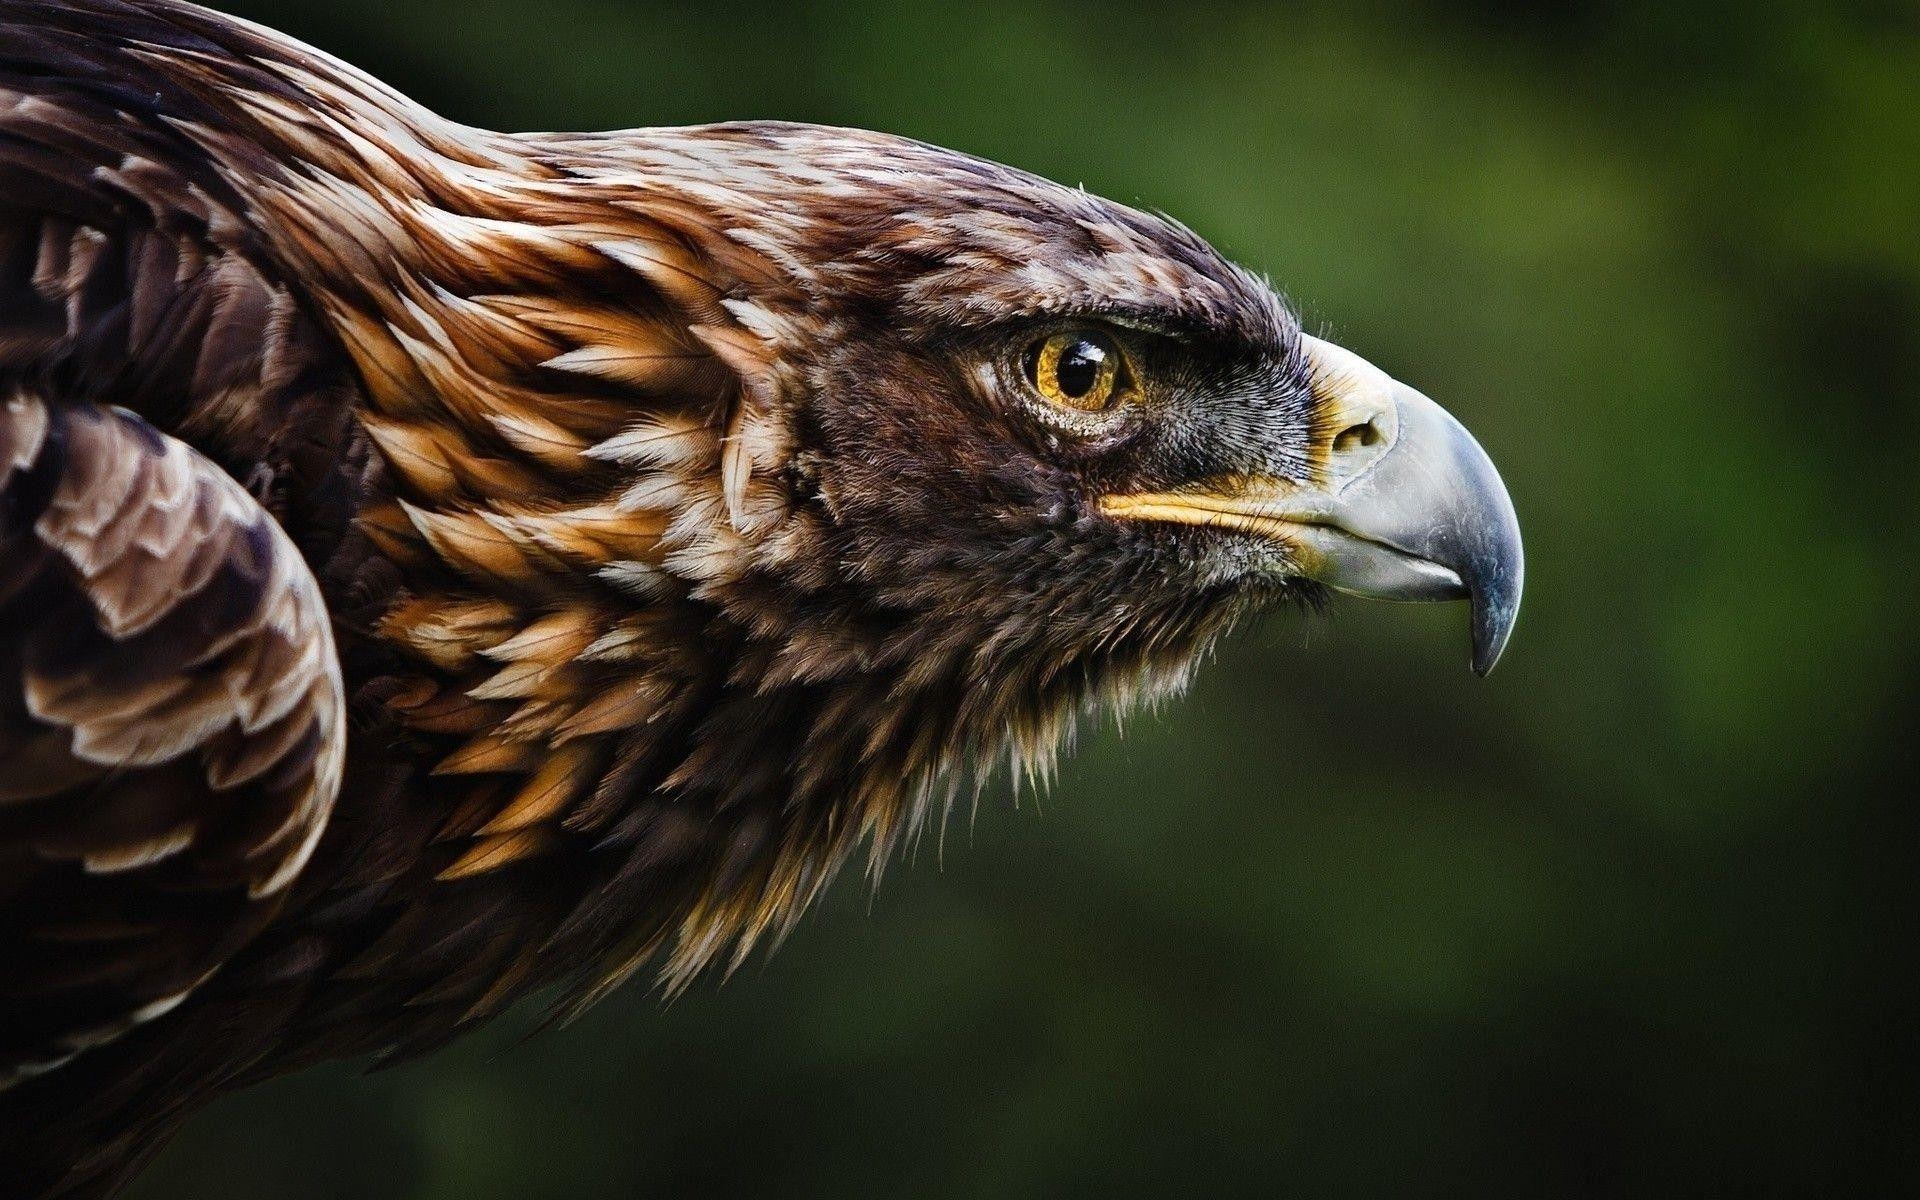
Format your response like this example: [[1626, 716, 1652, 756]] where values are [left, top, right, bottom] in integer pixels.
[[1466, 562, 1522, 678], [1474, 625, 1505, 675], [1415, 388, 1522, 680]]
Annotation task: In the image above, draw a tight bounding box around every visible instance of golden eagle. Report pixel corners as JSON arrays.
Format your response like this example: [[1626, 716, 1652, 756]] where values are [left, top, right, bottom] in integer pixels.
[[0, 1, 1521, 1193]]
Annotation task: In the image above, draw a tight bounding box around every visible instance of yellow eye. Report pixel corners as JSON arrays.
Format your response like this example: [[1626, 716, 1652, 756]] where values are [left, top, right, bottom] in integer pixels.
[[1025, 330, 1124, 411]]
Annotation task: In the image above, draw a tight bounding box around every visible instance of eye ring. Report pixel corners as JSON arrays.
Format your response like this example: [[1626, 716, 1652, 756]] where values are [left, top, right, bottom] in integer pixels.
[[1024, 330, 1127, 411]]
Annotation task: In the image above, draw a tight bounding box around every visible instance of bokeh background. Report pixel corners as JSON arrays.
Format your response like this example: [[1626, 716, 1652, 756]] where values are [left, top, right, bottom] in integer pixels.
[[130, 1, 1919, 1196]]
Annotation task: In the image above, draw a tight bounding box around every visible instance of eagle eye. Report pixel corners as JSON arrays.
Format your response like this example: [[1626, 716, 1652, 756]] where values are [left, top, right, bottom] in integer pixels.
[[1024, 330, 1126, 411]]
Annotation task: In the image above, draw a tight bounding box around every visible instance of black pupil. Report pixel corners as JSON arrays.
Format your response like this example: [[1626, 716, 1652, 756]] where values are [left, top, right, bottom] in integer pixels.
[[1055, 338, 1107, 397]]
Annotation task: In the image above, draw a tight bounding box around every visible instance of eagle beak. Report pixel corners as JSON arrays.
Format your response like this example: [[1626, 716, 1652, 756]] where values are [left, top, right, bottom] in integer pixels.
[[1101, 335, 1523, 675]]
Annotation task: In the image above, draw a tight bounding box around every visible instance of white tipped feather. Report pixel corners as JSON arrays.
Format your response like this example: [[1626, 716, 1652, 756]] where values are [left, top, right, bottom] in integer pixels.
[[585, 414, 717, 469]]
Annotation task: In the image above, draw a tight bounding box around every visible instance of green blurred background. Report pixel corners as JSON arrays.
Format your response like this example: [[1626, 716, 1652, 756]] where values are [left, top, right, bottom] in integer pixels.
[[130, 1, 1919, 1196]]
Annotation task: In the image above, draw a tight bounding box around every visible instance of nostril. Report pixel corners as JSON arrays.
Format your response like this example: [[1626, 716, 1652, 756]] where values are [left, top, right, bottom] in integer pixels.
[[1333, 420, 1382, 455]]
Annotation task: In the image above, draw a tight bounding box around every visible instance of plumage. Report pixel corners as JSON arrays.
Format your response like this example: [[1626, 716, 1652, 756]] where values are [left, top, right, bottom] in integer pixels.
[[0, 2, 1522, 1195]]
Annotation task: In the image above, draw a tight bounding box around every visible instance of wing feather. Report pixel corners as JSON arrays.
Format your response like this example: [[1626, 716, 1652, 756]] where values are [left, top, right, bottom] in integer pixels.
[[0, 392, 345, 1088]]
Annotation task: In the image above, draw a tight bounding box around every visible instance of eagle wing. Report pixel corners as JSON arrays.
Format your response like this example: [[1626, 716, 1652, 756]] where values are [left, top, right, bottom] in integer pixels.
[[0, 395, 344, 1086], [0, 12, 353, 1086]]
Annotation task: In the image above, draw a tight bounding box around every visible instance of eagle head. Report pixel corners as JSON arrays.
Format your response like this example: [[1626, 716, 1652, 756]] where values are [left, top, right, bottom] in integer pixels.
[[208, 84, 1523, 982], [556, 124, 1520, 692]]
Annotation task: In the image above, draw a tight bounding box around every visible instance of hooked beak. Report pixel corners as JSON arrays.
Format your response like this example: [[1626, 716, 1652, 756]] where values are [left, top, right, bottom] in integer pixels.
[[1101, 336, 1523, 675]]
